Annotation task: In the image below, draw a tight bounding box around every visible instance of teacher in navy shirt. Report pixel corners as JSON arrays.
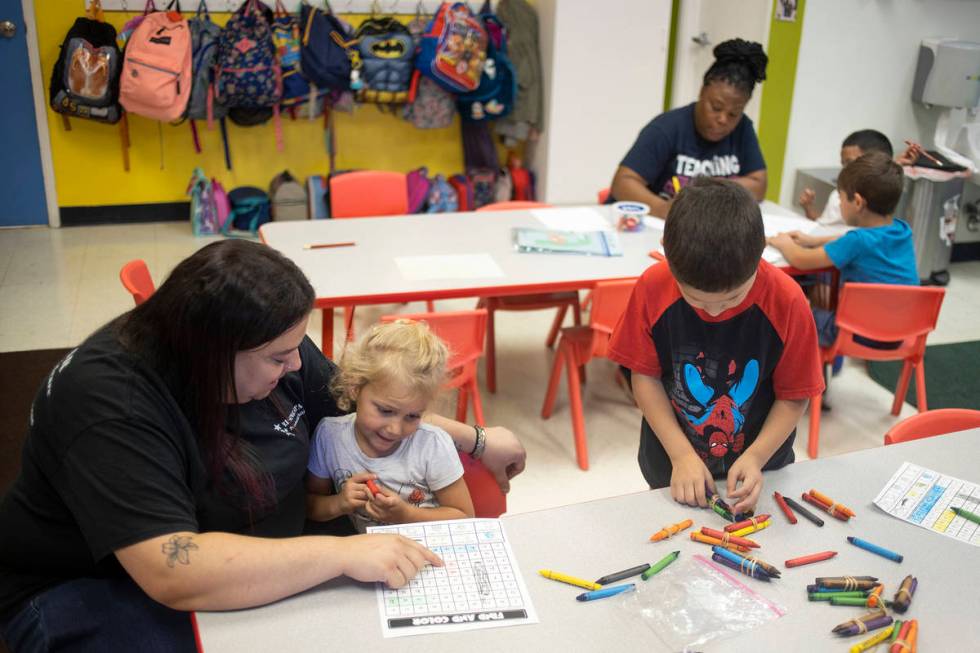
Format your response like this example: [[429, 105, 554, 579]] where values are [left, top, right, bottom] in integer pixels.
[[610, 39, 769, 217]]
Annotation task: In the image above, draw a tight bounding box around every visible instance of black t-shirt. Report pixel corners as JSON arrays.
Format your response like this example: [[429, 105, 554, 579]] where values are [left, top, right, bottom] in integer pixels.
[[613, 103, 765, 202], [0, 327, 341, 621]]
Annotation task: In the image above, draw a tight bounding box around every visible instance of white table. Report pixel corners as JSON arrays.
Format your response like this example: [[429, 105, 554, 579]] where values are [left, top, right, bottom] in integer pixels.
[[195, 430, 980, 652], [259, 202, 811, 356]]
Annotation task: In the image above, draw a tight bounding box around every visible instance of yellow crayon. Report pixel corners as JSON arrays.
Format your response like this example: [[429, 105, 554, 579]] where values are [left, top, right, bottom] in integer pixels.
[[671, 176, 681, 194], [538, 569, 602, 591], [849, 623, 894, 653], [731, 519, 772, 538]]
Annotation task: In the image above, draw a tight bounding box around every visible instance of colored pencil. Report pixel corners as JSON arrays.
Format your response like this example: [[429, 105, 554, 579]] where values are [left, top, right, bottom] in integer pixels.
[[847, 536, 904, 563], [782, 495, 824, 526], [785, 550, 837, 567], [649, 519, 693, 542], [700, 526, 760, 549], [802, 491, 850, 521], [641, 550, 680, 580], [303, 241, 356, 249], [889, 575, 917, 614], [711, 552, 771, 581], [773, 491, 798, 524], [690, 531, 750, 553], [809, 489, 855, 518], [724, 514, 771, 533], [951, 505, 980, 525]]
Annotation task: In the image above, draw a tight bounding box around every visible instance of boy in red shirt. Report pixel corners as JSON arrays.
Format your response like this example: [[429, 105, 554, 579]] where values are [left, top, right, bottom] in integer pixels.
[[608, 178, 824, 514]]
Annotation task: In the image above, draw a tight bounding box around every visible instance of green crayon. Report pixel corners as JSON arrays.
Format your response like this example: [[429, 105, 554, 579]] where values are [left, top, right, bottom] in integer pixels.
[[642, 550, 680, 580], [808, 591, 868, 601], [830, 596, 876, 606], [889, 620, 903, 643], [952, 506, 980, 525]]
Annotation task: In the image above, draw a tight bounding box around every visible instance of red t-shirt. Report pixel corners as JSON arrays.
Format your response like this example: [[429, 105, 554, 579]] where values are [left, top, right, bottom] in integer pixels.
[[608, 260, 824, 487]]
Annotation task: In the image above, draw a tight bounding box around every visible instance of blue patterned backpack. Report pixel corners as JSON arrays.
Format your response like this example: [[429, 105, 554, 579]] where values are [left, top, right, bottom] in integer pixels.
[[213, 0, 282, 112]]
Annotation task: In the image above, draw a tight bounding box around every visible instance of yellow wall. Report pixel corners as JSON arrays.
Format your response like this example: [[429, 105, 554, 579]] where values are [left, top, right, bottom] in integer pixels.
[[37, 3, 467, 207]]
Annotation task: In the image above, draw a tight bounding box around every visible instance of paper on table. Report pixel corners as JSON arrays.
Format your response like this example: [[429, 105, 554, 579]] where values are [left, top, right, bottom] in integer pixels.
[[395, 253, 504, 281], [531, 207, 612, 232], [762, 212, 818, 238], [873, 461, 980, 547]]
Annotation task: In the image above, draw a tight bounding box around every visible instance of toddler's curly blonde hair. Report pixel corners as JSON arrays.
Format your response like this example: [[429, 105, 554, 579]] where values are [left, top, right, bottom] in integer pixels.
[[331, 319, 449, 411]]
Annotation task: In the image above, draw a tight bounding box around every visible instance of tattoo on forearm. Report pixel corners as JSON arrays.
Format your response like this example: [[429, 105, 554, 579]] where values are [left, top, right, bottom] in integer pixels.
[[161, 535, 199, 568]]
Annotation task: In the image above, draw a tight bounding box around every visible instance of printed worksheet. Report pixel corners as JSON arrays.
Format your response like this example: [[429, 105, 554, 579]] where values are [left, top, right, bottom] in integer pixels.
[[873, 462, 980, 546], [367, 519, 539, 637]]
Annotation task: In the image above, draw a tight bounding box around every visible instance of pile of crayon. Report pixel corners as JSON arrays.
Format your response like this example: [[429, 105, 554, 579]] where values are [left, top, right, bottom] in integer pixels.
[[831, 607, 893, 637], [809, 581, 885, 608], [801, 489, 854, 522], [707, 492, 751, 522], [848, 618, 917, 653], [723, 513, 772, 537], [692, 526, 760, 553], [710, 545, 779, 582], [888, 575, 917, 613]]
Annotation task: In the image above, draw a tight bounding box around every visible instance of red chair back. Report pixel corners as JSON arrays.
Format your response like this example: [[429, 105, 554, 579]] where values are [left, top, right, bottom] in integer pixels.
[[459, 454, 506, 517], [832, 283, 945, 359], [380, 310, 488, 390], [330, 171, 408, 218], [119, 259, 155, 306], [476, 201, 551, 212], [596, 188, 610, 203], [884, 409, 980, 445], [589, 279, 636, 356]]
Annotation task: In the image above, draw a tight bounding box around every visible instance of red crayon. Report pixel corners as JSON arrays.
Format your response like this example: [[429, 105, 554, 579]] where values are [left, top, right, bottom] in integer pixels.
[[807, 489, 855, 519], [365, 479, 381, 497], [724, 514, 771, 533], [700, 526, 760, 549], [773, 492, 798, 524], [801, 492, 849, 521], [785, 550, 837, 567]]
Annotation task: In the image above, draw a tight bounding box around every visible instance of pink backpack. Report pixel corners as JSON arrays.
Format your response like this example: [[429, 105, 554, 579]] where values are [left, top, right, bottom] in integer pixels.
[[119, 11, 192, 122]]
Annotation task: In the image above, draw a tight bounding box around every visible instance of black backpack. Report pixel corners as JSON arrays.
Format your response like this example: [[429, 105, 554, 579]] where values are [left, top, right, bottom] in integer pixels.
[[49, 17, 123, 124]]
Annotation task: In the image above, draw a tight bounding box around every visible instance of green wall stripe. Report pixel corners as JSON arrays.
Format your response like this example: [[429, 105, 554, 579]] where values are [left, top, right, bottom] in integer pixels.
[[757, 0, 806, 202], [663, 0, 681, 112]]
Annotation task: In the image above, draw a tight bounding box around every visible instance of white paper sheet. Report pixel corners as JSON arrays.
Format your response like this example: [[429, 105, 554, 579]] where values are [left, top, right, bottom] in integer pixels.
[[761, 212, 819, 238], [531, 207, 612, 232], [369, 519, 539, 638], [873, 461, 980, 547], [395, 254, 504, 281]]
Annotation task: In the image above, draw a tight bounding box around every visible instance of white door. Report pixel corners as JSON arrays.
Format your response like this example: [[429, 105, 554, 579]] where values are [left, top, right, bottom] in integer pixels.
[[670, 0, 773, 125]]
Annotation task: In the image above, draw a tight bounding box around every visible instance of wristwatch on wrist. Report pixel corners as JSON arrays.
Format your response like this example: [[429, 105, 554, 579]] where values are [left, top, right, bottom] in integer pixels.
[[470, 424, 487, 459]]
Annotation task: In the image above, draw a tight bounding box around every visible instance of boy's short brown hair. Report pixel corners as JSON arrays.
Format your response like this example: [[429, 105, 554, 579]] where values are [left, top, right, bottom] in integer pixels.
[[663, 177, 765, 292], [836, 151, 904, 216]]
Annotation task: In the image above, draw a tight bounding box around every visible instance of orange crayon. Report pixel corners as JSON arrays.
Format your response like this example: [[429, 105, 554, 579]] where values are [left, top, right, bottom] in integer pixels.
[[689, 531, 750, 553], [700, 526, 760, 549], [650, 518, 693, 542]]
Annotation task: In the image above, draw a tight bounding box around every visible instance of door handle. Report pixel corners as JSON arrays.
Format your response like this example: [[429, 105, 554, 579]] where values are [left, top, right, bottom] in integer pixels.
[[0, 21, 16, 38]]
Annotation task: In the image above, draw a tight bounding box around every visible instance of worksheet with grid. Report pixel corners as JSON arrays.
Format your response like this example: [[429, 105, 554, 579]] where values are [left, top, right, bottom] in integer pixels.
[[367, 519, 538, 638]]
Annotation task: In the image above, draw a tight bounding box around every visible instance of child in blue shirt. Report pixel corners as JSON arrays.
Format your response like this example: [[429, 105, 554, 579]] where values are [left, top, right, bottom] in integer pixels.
[[767, 151, 918, 347]]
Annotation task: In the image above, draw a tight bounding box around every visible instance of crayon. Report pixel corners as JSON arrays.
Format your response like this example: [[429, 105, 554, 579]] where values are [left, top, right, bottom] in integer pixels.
[[538, 569, 602, 591], [700, 526, 759, 549], [833, 609, 892, 637], [809, 590, 868, 601], [672, 176, 681, 194], [815, 576, 879, 583], [785, 550, 837, 567], [594, 563, 650, 585], [365, 478, 381, 497], [807, 584, 864, 594], [773, 491, 798, 524], [847, 536, 904, 563], [849, 623, 896, 653], [818, 578, 880, 591], [711, 552, 771, 581], [576, 583, 636, 602], [707, 491, 751, 521], [711, 546, 780, 578], [809, 489, 855, 518], [642, 550, 680, 580], [650, 519, 693, 542], [951, 505, 980, 525], [890, 575, 917, 614], [802, 491, 850, 521], [782, 495, 824, 526], [889, 620, 903, 644], [889, 619, 914, 653], [730, 519, 772, 538], [831, 596, 882, 607], [690, 531, 750, 553], [724, 514, 771, 533]]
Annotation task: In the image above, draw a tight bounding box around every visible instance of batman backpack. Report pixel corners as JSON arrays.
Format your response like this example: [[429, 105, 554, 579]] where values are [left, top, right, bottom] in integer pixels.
[[352, 17, 415, 104]]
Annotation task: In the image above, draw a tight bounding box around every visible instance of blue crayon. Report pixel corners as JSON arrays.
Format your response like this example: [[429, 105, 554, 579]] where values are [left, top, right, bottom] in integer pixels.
[[576, 583, 636, 602], [846, 536, 904, 563]]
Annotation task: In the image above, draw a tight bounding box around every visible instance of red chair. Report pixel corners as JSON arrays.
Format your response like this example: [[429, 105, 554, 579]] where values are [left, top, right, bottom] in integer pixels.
[[884, 409, 980, 445], [475, 201, 582, 393], [596, 187, 610, 203], [459, 453, 506, 517], [808, 283, 946, 458], [380, 309, 488, 425], [329, 170, 408, 219], [119, 259, 155, 305], [329, 171, 421, 343], [541, 279, 636, 470]]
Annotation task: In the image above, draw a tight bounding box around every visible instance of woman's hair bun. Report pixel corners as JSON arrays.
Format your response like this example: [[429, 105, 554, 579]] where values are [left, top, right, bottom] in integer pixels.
[[713, 38, 768, 82]]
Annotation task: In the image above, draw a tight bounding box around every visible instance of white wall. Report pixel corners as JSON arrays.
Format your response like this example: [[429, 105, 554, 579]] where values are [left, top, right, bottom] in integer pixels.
[[780, 0, 980, 207], [535, 0, 672, 204]]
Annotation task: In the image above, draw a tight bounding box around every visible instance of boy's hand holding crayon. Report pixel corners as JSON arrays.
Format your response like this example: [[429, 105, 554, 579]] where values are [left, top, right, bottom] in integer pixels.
[[726, 451, 765, 515], [670, 453, 716, 508]]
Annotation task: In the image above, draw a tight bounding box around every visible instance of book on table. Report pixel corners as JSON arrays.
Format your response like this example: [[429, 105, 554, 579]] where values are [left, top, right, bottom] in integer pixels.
[[512, 228, 623, 257]]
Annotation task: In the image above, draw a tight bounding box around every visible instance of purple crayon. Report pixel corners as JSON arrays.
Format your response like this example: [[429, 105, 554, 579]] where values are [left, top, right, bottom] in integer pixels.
[[832, 609, 893, 637], [711, 552, 771, 582]]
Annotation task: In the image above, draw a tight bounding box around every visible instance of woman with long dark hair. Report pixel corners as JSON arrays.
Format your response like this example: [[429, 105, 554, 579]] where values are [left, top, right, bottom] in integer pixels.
[[0, 240, 526, 651], [609, 38, 770, 216]]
